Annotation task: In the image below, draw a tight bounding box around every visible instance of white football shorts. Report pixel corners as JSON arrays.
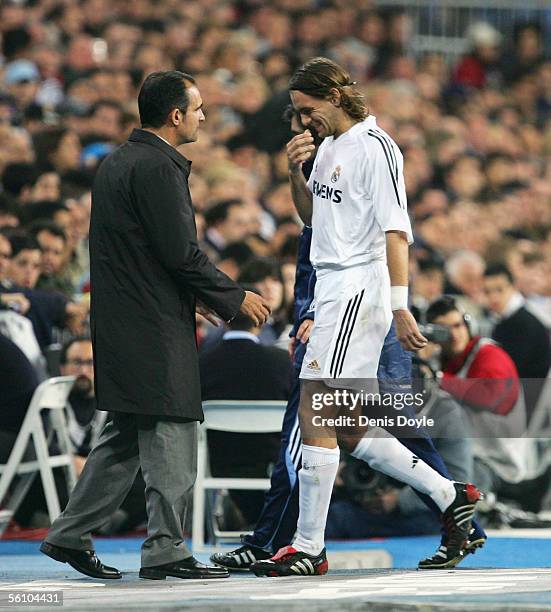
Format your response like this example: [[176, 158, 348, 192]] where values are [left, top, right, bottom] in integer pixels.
[[300, 261, 393, 382]]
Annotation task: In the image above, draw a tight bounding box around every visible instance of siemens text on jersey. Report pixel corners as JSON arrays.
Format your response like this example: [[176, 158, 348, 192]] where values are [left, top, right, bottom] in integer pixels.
[[312, 179, 342, 203]]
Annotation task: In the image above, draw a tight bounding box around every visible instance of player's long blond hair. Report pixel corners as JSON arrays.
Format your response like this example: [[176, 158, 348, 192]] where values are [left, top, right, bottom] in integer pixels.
[[289, 57, 368, 122]]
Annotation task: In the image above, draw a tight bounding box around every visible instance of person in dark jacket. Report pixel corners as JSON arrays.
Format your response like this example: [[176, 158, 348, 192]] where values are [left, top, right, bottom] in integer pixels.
[[483, 263, 551, 423], [0, 332, 39, 456], [0, 332, 57, 530], [40, 70, 270, 582]]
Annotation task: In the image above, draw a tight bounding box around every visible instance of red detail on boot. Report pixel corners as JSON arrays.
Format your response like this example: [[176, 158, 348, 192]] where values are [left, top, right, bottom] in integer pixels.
[[317, 560, 329, 575], [272, 546, 298, 561], [465, 483, 481, 503]]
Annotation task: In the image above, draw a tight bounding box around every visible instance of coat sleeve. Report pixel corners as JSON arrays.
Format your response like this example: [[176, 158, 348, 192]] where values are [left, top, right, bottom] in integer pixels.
[[133, 161, 244, 321]]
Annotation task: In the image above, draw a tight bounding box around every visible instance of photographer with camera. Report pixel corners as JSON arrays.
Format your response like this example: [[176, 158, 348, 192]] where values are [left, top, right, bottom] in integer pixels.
[[424, 296, 539, 503]]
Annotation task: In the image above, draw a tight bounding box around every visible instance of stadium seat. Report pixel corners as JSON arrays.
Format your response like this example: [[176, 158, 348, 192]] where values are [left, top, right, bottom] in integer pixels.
[[192, 399, 287, 552], [0, 376, 76, 535]]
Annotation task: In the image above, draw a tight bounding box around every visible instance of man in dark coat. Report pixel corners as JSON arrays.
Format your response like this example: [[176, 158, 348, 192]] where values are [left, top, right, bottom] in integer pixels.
[[40, 71, 270, 581], [483, 262, 551, 424]]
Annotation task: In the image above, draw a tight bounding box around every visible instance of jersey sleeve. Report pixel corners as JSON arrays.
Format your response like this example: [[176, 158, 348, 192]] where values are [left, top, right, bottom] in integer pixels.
[[366, 134, 413, 244]]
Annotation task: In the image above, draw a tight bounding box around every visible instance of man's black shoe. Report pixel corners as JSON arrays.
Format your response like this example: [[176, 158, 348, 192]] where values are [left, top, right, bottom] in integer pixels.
[[418, 483, 483, 569], [40, 541, 122, 579], [139, 557, 229, 580]]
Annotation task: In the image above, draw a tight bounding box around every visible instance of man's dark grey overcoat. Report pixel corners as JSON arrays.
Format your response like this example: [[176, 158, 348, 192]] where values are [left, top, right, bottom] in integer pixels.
[[90, 128, 244, 420]]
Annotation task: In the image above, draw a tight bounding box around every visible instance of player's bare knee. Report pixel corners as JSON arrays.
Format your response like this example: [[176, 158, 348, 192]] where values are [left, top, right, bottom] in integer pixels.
[[299, 380, 339, 446]]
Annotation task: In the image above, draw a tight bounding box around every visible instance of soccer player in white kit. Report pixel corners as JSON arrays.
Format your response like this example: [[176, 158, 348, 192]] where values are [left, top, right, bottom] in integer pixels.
[[251, 58, 482, 577]]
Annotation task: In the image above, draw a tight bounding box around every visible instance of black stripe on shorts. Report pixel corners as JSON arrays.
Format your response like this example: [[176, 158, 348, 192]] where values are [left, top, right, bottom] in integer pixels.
[[329, 295, 355, 377], [336, 289, 365, 377], [329, 290, 364, 378]]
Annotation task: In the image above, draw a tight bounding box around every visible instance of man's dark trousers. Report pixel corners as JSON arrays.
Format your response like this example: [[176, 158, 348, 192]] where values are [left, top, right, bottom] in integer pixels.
[[243, 324, 485, 553], [45, 413, 197, 568]]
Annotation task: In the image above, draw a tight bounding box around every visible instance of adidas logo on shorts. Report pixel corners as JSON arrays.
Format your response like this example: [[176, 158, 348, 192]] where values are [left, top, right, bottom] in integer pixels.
[[307, 359, 320, 371]]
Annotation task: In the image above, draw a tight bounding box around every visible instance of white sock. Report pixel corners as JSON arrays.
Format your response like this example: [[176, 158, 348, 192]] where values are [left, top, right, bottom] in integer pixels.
[[292, 444, 340, 556], [351, 429, 456, 512]]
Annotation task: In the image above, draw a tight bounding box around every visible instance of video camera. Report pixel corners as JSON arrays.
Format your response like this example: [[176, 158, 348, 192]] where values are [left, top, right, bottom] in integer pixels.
[[418, 323, 451, 344]]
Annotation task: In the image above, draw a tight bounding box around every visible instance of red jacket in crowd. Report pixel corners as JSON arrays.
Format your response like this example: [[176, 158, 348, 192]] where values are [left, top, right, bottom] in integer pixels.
[[440, 337, 520, 416]]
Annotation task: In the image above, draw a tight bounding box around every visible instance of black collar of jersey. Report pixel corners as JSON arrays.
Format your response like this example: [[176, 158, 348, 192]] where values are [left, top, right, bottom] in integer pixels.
[[128, 128, 192, 175]]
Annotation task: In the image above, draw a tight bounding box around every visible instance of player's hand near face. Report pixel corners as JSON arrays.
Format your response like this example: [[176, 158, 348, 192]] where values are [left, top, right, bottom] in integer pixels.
[[393, 309, 428, 352], [287, 130, 315, 173]]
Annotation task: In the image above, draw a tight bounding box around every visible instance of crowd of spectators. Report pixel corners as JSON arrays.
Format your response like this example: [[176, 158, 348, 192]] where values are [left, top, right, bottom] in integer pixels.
[[1, 0, 550, 533]]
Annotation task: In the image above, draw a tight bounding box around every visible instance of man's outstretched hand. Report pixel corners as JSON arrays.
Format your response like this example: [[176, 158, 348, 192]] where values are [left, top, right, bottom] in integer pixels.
[[239, 291, 271, 327]]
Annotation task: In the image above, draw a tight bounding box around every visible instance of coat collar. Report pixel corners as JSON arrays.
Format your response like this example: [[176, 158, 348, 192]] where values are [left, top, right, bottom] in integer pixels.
[[128, 128, 191, 174]]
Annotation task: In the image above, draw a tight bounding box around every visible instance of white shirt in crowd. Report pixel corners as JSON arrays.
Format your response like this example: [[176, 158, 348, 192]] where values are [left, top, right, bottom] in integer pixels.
[[307, 115, 413, 270]]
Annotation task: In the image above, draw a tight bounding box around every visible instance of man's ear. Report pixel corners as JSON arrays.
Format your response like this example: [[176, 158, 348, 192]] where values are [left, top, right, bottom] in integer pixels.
[[169, 108, 181, 126], [328, 87, 341, 107]]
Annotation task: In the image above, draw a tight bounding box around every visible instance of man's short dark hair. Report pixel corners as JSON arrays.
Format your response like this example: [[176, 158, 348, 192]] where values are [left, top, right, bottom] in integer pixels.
[[89, 99, 123, 118], [418, 258, 444, 274], [513, 21, 542, 44], [2, 28, 31, 60], [484, 152, 513, 167], [23, 200, 69, 225], [484, 262, 514, 284], [426, 295, 460, 323], [238, 257, 282, 285], [0, 226, 14, 249], [204, 199, 243, 228], [28, 219, 67, 243], [8, 232, 41, 257], [60, 335, 92, 365], [0, 192, 19, 220], [219, 242, 253, 266], [32, 127, 70, 172], [2, 163, 37, 197], [138, 71, 196, 129]]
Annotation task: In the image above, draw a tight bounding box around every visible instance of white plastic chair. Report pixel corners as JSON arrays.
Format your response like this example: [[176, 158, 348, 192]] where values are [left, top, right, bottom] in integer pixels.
[[192, 400, 287, 552], [0, 376, 77, 534]]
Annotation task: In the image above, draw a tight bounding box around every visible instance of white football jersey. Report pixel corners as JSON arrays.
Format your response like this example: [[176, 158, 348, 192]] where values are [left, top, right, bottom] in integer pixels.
[[307, 115, 413, 269]]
